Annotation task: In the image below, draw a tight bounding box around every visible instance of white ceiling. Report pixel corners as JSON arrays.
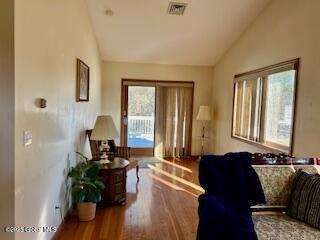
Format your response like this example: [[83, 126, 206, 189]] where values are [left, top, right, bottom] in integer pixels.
[[86, 0, 271, 66]]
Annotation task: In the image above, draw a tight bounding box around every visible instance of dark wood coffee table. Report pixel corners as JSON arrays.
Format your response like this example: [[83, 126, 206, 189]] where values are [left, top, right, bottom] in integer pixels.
[[97, 157, 129, 207]]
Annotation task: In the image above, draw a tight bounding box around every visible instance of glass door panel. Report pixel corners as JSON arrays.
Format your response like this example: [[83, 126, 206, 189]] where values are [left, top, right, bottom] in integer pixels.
[[127, 86, 155, 150]]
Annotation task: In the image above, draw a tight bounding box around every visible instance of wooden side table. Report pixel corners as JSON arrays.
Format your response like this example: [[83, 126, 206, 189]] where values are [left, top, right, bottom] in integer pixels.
[[98, 158, 129, 207]]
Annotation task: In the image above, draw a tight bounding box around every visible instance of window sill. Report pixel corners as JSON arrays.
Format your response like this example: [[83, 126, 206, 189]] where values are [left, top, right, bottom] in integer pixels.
[[231, 135, 291, 155]]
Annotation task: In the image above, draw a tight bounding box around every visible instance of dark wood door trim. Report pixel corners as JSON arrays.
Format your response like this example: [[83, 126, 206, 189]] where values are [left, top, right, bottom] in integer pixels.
[[121, 79, 195, 157], [120, 84, 128, 146]]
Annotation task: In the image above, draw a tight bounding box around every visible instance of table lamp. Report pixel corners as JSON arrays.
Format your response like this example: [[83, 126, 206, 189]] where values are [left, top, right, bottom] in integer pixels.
[[91, 115, 119, 163], [196, 106, 211, 157]]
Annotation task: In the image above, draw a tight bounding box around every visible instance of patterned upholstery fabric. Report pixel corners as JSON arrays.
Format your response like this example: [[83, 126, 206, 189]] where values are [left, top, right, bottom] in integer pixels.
[[253, 166, 295, 206], [253, 214, 320, 240], [251, 165, 320, 239], [294, 165, 320, 174], [287, 171, 320, 229]]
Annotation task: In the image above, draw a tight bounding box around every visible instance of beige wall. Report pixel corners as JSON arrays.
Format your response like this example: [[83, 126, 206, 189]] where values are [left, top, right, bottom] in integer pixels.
[[102, 61, 213, 155], [210, 0, 320, 156], [0, 0, 14, 239], [15, 0, 101, 239]]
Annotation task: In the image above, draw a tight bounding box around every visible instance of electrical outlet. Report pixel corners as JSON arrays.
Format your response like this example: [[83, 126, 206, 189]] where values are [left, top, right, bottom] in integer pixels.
[[55, 206, 60, 214], [55, 205, 63, 221]]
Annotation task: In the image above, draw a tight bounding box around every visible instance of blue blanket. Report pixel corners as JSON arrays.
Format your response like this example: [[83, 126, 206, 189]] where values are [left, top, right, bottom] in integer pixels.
[[197, 152, 265, 240]]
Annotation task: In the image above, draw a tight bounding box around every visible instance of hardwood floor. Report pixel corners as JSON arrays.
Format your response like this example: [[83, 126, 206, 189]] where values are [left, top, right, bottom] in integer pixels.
[[54, 158, 203, 240]]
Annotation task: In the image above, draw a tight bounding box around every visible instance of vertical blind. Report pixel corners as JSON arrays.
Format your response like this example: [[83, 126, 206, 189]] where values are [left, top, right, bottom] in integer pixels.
[[232, 59, 299, 154]]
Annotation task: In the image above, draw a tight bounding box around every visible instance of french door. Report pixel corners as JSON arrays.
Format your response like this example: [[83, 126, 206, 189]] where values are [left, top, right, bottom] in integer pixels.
[[121, 85, 156, 156]]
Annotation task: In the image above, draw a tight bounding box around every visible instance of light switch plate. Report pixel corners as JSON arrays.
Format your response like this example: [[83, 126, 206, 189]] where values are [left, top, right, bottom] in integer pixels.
[[23, 130, 32, 146]]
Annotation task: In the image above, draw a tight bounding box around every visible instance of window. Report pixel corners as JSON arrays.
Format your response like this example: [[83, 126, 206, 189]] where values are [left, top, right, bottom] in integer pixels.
[[232, 59, 299, 154]]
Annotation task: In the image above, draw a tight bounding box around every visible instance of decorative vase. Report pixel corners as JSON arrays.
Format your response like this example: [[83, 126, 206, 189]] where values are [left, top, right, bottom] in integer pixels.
[[77, 202, 96, 221]]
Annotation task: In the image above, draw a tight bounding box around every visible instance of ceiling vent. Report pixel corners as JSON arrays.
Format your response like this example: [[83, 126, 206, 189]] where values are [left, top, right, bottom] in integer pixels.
[[167, 2, 188, 15]]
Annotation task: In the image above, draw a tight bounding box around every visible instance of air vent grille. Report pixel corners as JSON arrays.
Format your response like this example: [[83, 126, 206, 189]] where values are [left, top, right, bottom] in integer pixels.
[[167, 2, 188, 15]]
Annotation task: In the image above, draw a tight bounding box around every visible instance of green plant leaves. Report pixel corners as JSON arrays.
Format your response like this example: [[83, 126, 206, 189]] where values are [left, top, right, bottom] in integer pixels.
[[67, 167, 81, 179], [86, 163, 101, 179], [72, 186, 85, 203], [87, 189, 102, 203], [68, 155, 105, 204], [82, 180, 98, 189], [94, 180, 105, 190]]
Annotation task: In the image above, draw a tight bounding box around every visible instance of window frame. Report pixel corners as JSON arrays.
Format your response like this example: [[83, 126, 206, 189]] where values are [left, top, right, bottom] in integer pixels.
[[231, 58, 300, 155]]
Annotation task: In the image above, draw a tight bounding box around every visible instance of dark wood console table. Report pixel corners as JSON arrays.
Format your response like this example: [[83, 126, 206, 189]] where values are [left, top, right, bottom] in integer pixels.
[[97, 158, 129, 207]]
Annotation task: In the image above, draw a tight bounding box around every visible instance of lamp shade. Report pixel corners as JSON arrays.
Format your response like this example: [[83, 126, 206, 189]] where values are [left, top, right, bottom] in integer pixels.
[[91, 115, 119, 141], [196, 106, 211, 121]]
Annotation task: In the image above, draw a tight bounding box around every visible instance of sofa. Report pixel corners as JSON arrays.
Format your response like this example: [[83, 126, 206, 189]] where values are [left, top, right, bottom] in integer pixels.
[[252, 164, 320, 239]]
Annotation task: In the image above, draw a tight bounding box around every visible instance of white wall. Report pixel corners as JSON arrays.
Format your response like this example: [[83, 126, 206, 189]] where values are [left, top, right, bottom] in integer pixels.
[[210, 0, 320, 156], [0, 0, 14, 239], [14, 0, 102, 239], [102, 61, 213, 155]]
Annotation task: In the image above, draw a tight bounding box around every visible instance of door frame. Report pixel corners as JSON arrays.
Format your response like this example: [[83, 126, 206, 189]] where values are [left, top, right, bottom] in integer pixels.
[[120, 79, 195, 157]]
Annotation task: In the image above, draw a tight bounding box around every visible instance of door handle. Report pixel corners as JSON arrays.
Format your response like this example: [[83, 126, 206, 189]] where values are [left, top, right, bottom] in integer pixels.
[[123, 110, 128, 125]]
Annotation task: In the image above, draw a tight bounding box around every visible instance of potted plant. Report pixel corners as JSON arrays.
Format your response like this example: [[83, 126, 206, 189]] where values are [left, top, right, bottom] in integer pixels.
[[68, 152, 105, 221]]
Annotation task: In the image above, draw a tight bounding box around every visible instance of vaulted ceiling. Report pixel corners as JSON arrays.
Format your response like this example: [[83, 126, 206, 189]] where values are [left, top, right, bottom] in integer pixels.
[[86, 0, 271, 66]]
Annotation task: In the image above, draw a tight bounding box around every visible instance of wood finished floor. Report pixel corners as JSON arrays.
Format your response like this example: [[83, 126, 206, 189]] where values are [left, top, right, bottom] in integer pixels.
[[54, 158, 203, 240]]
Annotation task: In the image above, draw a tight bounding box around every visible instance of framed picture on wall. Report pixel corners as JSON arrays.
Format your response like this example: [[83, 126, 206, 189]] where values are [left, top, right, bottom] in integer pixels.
[[76, 58, 90, 102]]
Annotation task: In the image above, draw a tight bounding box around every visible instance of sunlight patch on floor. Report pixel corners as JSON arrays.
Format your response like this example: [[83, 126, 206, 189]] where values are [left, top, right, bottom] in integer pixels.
[[148, 164, 204, 193], [157, 158, 193, 173], [149, 173, 199, 198]]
